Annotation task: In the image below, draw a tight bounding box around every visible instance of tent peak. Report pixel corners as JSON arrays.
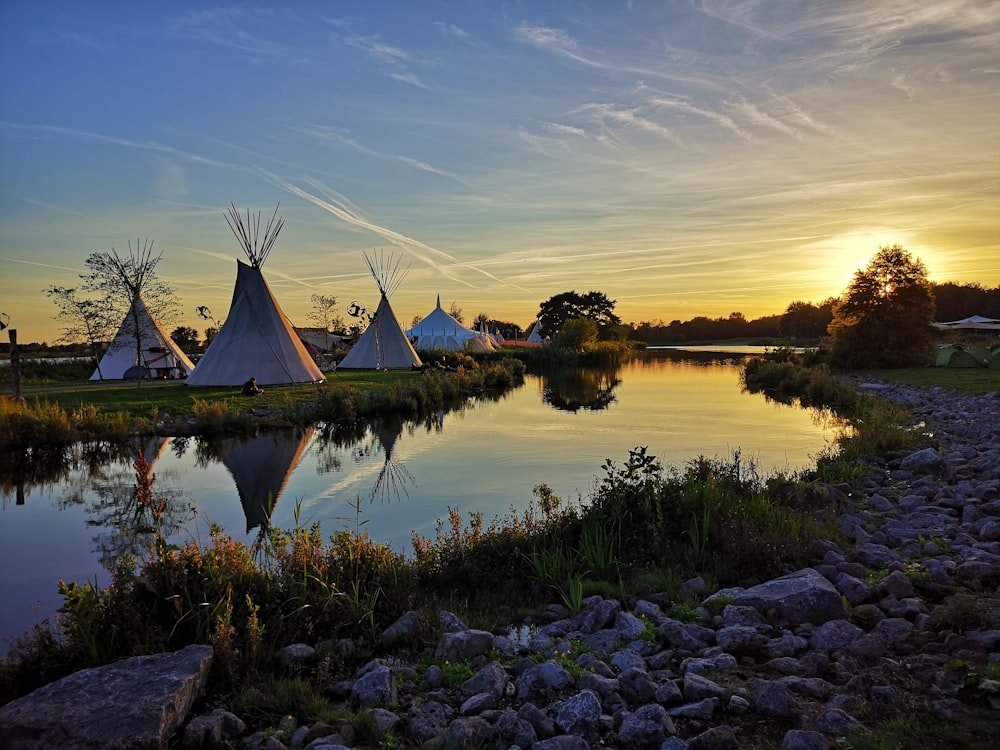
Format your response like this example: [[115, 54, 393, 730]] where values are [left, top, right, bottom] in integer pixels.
[[224, 202, 283, 269]]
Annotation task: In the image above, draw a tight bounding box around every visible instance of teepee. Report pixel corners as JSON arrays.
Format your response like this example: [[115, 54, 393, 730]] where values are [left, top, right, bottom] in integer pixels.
[[406, 295, 498, 352], [186, 204, 324, 386], [338, 251, 422, 370], [91, 296, 195, 380]]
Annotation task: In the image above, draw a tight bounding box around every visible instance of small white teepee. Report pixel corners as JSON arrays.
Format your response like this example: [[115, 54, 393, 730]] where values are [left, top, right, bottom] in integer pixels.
[[91, 296, 195, 380], [186, 204, 324, 386], [406, 295, 497, 352], [338, 251, 422, 370]]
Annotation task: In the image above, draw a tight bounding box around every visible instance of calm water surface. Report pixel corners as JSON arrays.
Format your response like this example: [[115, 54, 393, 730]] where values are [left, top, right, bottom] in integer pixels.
[[0, 352, 842, 649]]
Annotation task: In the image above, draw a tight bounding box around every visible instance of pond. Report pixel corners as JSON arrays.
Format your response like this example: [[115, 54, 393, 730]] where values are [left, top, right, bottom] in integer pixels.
[[0, 350, 843, 651]]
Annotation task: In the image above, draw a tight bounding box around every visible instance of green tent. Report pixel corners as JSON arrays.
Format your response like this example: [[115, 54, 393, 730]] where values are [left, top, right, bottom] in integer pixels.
[[935, 345, 983, 368]]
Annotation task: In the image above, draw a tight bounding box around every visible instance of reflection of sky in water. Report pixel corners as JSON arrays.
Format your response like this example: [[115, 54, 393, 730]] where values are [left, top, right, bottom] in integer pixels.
[[0, 356, 842, 648]]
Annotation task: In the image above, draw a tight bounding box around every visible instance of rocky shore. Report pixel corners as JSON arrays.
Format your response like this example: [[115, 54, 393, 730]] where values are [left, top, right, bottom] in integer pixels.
[[2, 382, 998, 749]]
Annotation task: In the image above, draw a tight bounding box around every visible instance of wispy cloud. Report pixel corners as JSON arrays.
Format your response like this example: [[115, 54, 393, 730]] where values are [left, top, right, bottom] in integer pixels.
[[171, 7, 289, 57], [294, 124, 468, 183], [337, 31, 439, 90]]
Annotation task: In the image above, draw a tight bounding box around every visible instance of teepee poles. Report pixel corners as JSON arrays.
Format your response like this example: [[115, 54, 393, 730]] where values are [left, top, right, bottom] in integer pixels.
[[224, 203, 284, 268]]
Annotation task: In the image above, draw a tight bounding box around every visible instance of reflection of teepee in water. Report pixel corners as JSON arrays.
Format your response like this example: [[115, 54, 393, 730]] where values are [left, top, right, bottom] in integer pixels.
[[219, 428, 314, 532], [370, 414, 414, 503]]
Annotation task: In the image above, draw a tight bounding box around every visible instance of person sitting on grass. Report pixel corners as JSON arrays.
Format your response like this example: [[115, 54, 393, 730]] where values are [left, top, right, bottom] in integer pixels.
[[241, 376, 264, 396]]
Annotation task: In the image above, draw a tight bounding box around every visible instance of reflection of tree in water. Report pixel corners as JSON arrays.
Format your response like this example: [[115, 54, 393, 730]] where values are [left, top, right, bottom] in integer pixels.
[[84, 437, 194, 571], [311, 420, 369, 476], [542, 366, 621, 412], [0, 441, 127, 508]]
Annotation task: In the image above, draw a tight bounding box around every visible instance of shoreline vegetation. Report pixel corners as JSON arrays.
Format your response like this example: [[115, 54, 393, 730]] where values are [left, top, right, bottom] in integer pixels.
[[1, 348, 998, 747]]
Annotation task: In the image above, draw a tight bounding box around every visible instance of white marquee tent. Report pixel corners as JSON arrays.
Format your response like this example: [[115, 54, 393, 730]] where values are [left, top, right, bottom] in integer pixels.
[[406, 295, 498, 352]]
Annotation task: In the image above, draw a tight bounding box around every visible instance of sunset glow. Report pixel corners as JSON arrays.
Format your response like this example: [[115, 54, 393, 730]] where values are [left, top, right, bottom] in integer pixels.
[[1, 1, 997, 342]]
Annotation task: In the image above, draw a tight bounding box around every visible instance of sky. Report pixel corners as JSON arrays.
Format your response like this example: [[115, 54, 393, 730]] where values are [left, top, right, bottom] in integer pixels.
[[1, 1, 998, 343]]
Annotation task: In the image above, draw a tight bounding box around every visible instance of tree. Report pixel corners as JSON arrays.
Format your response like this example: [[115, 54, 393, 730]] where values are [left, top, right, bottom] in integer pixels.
[[553, 317, 598, 352], [448, 301, 464, 324], [81, 239, 179, 388], [44, 285, 116, 379], [778, 299, 835, 340], [537, 290, 620, 338], [828, 244, 936, 368], [171, 326, 199, 352], [306, 293, 344, 349], [203, 326, 219, 349]]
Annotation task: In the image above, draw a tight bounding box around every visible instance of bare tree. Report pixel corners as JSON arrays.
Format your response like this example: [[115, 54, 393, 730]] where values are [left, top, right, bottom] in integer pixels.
[[306, 293, 344, 350], [44, 286, 116, 379], [81, 239, 179, 389]]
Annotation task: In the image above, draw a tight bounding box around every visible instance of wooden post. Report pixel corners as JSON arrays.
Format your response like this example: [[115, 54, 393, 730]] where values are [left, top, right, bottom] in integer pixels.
[[9, 328, 23, 400]]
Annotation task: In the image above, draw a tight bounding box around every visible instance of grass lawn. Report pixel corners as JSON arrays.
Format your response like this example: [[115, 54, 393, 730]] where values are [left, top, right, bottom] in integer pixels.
[[22, 370, 427, 419]]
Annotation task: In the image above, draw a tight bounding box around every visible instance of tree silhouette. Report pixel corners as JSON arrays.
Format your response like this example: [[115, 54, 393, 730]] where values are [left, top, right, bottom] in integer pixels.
[[828, 245, 935, 368]]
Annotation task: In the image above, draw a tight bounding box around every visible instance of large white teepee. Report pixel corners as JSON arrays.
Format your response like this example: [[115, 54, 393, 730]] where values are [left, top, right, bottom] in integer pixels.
[[186, 204, 324, 386], [91, 296, 195, 380], [338, 251, 422, 370], [406, 295, 497, 352]]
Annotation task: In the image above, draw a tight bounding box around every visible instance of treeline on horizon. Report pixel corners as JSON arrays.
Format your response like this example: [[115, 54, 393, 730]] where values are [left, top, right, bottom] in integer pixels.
[[3, 280, 997, 353], [631, 280, 998, 346]]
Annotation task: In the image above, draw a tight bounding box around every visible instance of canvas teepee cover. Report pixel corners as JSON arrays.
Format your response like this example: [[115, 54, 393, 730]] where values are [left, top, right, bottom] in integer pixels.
[[338, 251, 422, 370], [186, 204, 323, 386], [91, 296, 195, 380], [406, 295, 497, 352]]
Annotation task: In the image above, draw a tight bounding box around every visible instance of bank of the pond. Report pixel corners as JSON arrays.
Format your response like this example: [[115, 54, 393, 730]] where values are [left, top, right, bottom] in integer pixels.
[[2, 379, 998, 749]]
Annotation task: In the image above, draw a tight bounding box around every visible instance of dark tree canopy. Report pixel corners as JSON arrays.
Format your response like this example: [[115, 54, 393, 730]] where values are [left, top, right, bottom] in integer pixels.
[[171, 326, 199, 352], [537, 291, 620, 338], [828, 244, 936, 368], [778, 299, 835, 340]]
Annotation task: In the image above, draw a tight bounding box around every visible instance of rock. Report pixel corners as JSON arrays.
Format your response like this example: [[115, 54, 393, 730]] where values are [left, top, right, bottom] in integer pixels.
[[183, 707, 247, 746], [460, 660, 508, 701], [515, 660, 575, 703], [531, 735, 591, 750], [275, 643, 315, 668], [900, 447, 950, 478], [782, 729, 830, 749], [687, 724, 739, 750], [350, 665, 397, 707], [618, 703, 675, 747], [378, 610, 420, 648], [555, 689, 602, 740], [440, 716, 491, 750], [406, 701, 451, 744], [0, 644, 212, 750], [434, 629, 495, 662], [731, 568, 848, 627], [754, 678, 795, 717]]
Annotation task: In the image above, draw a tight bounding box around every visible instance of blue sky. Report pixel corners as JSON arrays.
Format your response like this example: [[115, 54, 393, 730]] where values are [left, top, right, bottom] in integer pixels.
[[2, 1, 998, 342]]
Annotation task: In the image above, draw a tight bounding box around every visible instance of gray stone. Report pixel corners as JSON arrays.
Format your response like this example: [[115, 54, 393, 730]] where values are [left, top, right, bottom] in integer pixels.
[[683, 672, 727, 701], [618, 666, 657, 705], [812, 707, 864, 735], [668, 697, 717, 720], [460, 660, 508, 701], [351, 665, 397, 707], [782, 729, 830, 750], [808, 620, 864, 652], [406, 701, 451, 744], [439, 609, 468, 632], [0, 644, 213, 750], [434, 629, 495, 662], [275, 642, 315, 667], [618, 703, 675, 748], [754, 678, 795, 717], [687, 724, 739, 750], [458, 692, 495, 716], [183, 707, 247, 747], [555, 689, 602, 740], [531, 735, 591, 750], [440, 716, 491, 750], [489, 708, 537, 749], [680, 653, 737, 675], [515, 659, 574, 703], [378, 610, 420, 648], [731, 568, 848, 627]]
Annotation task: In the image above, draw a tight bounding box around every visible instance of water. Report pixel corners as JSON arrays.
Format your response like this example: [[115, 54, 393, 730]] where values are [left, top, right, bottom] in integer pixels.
[[0, 351, 842, 649]]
